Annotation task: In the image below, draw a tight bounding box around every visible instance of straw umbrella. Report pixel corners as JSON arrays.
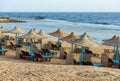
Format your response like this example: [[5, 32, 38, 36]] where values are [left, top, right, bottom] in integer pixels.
[[103, 35, 117, 41], [33, 28, 38, 42], [50, 28, 68, 48], [61, 32, 79, 53], [0, 26, 8, 45], [103, 35, 118, 44], [103, 35, 120, 67], [72, 34, 100, 65], [33, 28, 38, 33], [0, 26, 8, 32], [103, 35, 118, 52], [17, 29, 42, 57], [80, 32, 95, 40], [0, 26, 8, 38], [38, 29, 51, 49], [6, 26, 27, 44]]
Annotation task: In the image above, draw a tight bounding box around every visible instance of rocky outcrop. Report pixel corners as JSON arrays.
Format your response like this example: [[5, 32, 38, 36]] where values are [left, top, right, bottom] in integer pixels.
[[0, 17, 25, 23]]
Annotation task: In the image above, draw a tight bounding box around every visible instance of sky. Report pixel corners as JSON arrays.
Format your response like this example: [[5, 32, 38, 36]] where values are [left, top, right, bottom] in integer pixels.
[[0, 0, 120, 12]]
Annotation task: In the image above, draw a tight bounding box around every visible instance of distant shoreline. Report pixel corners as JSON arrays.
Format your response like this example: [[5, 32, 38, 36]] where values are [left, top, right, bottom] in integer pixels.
[[0, 17, 26, 23]]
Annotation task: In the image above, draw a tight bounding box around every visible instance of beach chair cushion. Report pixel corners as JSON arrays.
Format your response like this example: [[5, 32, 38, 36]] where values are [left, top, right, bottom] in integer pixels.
[[21, 46, 29, 48], [34, 52, 53, 61], [0, 49, 8, 52], [49, 50, 57, 54], [111, 60, 119, 63], [42, 55, 53, 59], [75, 60, 103, 67], [92, 63, 103, 67], [1, 42, 5, 45], [15, 44, 22, 47], [0, 49, 8, 55]]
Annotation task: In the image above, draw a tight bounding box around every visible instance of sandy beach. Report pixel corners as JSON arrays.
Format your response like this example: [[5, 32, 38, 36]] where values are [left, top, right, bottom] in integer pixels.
[[0, 58, 120, 81], [0, 26, 120, 81], [0, 47, 120, 81]]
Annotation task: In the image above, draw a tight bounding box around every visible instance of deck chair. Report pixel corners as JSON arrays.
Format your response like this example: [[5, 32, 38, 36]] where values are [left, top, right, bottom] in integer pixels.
[[41, 48, 46, 53], [41, 48, 50, 54], [33, 53, 43, 61], [34, 52, 53, 61], [108, 58, 119, 67], [15, 44, 22, 48], [1, 42, 5, 46], [41, 48, 57, 55], [75, 61, 103, 67], [51, 44, 59, 50], [21, 51, 31, 60], [0, 49, 8, 55], [76, 46, 103, 67], [48, 49, 58, 54], [9, 42, 17, 49]]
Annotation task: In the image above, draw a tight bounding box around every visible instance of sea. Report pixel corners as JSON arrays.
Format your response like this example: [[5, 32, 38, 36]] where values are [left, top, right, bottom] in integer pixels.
[[0, 12, 120, 44]]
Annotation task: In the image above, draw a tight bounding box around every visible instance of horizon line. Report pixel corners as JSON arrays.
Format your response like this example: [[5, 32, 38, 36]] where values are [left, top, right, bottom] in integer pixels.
[[1, 11, 120, 13]]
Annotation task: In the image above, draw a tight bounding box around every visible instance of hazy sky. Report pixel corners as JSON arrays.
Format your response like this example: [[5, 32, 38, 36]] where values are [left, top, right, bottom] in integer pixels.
[[0, 0, 120, 12]]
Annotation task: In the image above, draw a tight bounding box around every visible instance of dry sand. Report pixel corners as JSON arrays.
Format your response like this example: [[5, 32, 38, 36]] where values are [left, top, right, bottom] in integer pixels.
[[1, 61, 120, 81], [0, 48, 120, 81]]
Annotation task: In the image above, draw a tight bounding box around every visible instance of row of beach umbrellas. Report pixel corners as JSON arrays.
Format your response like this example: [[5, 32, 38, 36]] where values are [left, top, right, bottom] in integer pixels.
[[0, 26, 120, 67]]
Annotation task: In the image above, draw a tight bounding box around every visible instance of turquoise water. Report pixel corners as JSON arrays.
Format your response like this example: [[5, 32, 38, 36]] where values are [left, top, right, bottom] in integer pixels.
[[0, 12, 120, 44]]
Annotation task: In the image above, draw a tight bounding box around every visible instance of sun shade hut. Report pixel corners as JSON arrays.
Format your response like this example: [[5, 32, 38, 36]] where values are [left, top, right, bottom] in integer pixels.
[[0, 26, 8, 32], [33, 28, 38, 33], [80, 32, 95, 40], [72, 34, 102, 66], [103, 35, 118, 54], [61, 32, 79, 53], [102, 35, 120, 68], [103, 35, 118, 43], [0, 26, 8, 38], [50, 28, 68, 48], [17, 29, 42, 57], [6, 26, 27, 44], [38, 29, 52, 49]]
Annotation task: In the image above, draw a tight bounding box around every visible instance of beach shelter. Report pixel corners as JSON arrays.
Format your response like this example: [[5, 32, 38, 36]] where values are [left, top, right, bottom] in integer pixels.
[[50, 28, 68, 48], [103, 35, 118, 44], [38, 29, 52, 49], [33, 28, 38, 42], [103, 35, 120, 67], [61, 32, 79, 53], [72, 34, 101, 66], [103, 35, 118, 52], [0, 26, 8, 38], [0, 26, 8, 45], [6, 26, 27, 44], [0, 26, 8, 32], [33, 28, 38, 33], [80, 32, 95, 40], [17, 29, 42, 57]]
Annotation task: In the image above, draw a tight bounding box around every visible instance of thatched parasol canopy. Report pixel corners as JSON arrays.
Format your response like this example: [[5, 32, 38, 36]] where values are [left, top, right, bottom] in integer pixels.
[[73, 33, 99, 47], [0, 26, 8, 32], [61, 32, 79, 41], [103, 35, 118, 42], [33, 28, 38, 33], [6, 26, 27, 34], [17, 29, 42, 39], [50, 28, 68, 37], [80, 32, 95, 40], [38, 29, 51, 38]]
